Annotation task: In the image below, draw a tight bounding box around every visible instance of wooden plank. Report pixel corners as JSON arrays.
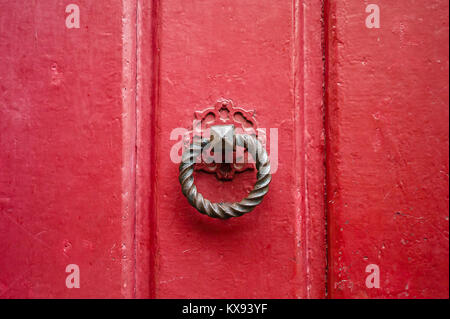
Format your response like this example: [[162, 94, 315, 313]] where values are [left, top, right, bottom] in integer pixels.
[[151, 0, 326, 298], [0, 0, 137, 298], [326, 0, 449, 298]]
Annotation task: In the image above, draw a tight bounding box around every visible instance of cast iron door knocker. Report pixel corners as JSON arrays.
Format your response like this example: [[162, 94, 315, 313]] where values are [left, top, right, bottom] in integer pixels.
[[178, 100, 271, 219]]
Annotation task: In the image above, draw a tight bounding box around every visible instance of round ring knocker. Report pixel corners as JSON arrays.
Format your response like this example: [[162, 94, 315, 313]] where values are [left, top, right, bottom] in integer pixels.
[[179, 126, 271, 220]]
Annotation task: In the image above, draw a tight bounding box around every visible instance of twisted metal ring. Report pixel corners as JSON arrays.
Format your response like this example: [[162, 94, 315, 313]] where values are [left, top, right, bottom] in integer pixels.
[[179, 134, 271, 219]]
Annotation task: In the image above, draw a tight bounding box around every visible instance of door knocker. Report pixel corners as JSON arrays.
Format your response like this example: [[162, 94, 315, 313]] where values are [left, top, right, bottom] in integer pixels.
[[178, 99, 271, 219]]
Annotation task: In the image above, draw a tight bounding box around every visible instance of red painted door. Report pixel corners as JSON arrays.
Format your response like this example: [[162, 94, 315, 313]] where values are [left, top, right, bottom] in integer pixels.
[[0, 0, 138, 298], [325, 0, 449, 298], [0, 0, 448, 299]]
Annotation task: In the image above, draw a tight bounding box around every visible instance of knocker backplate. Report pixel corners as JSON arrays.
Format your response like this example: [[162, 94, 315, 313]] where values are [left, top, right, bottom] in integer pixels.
[[183, 99, 266, 181]]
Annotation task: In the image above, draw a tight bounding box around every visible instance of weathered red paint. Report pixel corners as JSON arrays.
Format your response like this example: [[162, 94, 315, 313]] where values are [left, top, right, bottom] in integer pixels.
[[0, 0, 326, 299], [0, 1, 137, 298], [326, 0, 449, 298], [0, 0, 448, 299], [151, 0, 326, 298]]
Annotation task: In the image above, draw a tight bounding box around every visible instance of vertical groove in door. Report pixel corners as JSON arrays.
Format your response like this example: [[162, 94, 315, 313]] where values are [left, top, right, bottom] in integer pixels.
[[322, 0, 330, 298], [292, 0, 306, 298], [135, 0, 161, 298], [121, 0, 138, 299], [293, 0, 328, 298]]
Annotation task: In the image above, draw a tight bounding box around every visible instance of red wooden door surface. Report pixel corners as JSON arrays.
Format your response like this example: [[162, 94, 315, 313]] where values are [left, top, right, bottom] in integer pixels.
[[0, 0, 448, 299], [326, 0, 449, 298], [147, 0, 325, 299], [0, 1, 137, 298]]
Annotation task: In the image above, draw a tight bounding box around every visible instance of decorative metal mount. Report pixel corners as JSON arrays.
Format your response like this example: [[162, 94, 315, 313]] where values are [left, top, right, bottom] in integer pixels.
[[184, 99, 266, 181], [178, 99, 271, 219]]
